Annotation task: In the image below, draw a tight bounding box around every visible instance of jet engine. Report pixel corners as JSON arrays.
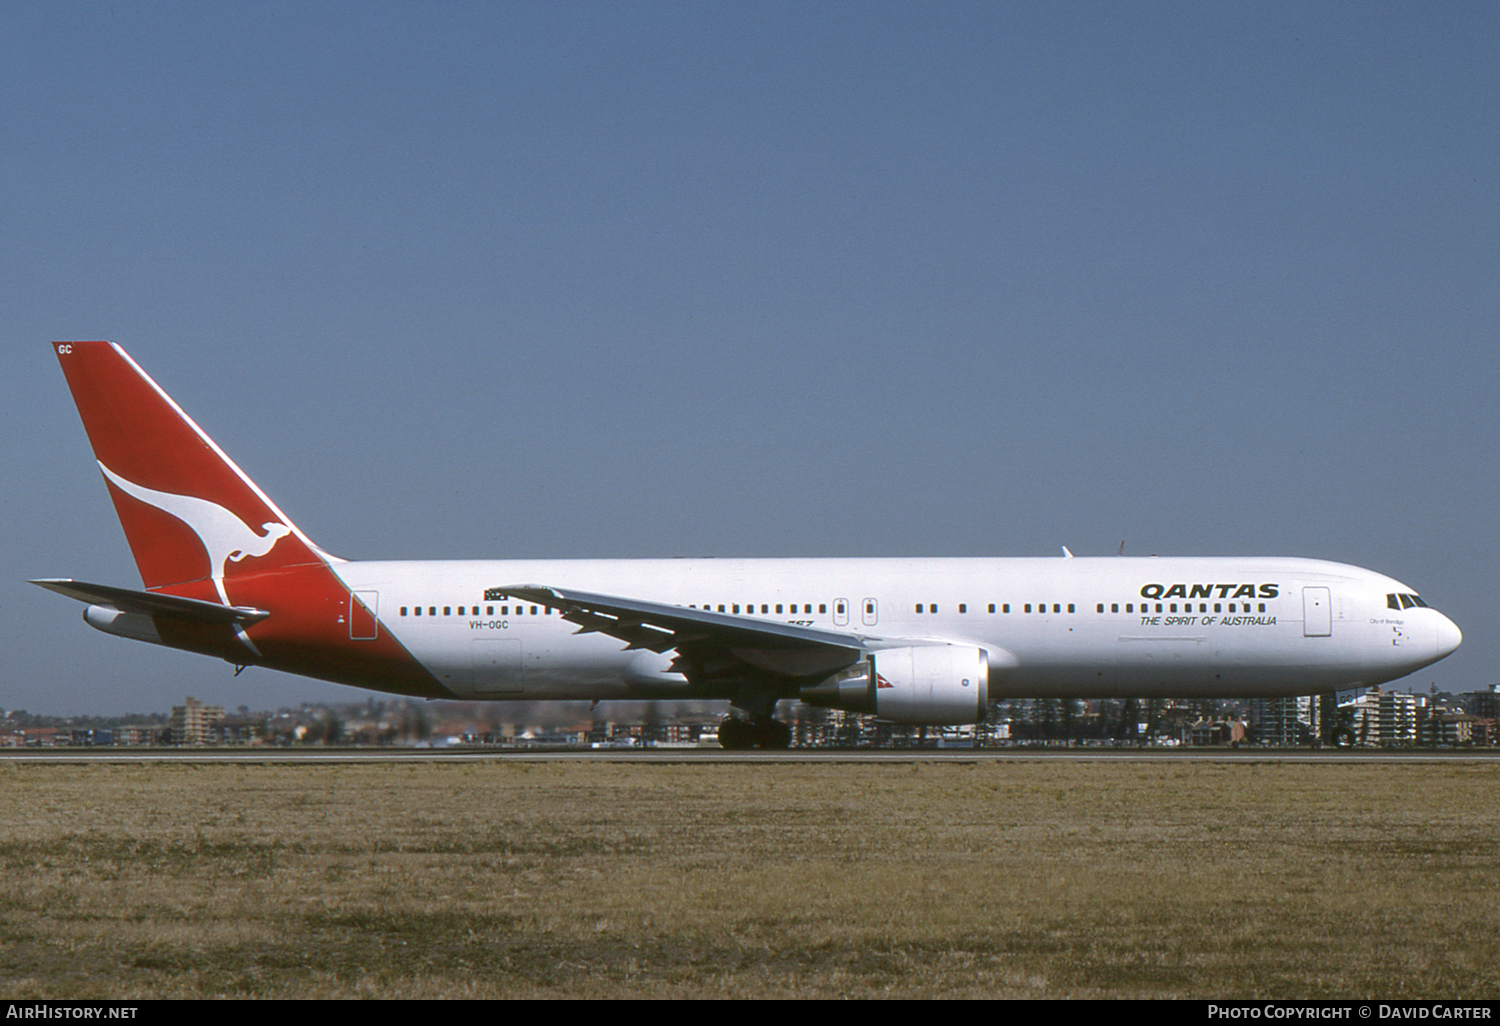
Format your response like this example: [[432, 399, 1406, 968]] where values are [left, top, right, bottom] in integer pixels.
[[800, 645, 989, 724]]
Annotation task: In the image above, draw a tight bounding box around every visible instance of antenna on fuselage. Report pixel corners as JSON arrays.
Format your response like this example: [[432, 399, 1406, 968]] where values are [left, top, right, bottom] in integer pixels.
[[1061, 546, 1074, 558], [1117, 541, 1126, 556]]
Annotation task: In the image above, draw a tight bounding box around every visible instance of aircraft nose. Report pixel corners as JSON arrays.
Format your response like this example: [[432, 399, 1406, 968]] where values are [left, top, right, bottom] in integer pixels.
[[1434, 613, 1463, 660]]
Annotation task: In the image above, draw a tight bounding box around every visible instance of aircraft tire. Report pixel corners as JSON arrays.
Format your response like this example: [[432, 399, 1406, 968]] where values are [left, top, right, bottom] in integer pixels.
[[1329, 726, 1356, 748], [718, 717, 754, 750], [759, 719, 792, 750]]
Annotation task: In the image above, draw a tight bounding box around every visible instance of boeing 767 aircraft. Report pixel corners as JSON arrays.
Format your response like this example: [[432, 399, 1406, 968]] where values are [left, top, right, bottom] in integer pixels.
[[34, 342, 1461, 748]]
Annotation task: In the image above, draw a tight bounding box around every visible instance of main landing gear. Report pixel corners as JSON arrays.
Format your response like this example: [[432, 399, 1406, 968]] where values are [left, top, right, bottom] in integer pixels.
[[717, 716, 792, 750]]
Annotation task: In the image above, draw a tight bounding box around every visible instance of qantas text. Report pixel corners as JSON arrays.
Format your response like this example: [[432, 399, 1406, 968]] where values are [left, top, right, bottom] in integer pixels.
[[1140, 583, 1279, 600]]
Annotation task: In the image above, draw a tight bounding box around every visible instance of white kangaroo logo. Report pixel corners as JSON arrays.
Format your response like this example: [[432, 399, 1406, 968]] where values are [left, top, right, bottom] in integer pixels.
[[99, 463, 292, 605]]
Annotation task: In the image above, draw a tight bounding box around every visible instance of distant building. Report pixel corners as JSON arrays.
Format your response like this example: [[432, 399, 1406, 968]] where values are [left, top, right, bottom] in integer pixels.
[[1458, 684, 1500, 721], [1189, 718, 1247, 746], [1342, 688, 1418, 745], [1249, 697, 1309, 746], [170, 697, 223, 745], [1431, 712, 1475, 746], [212, 714, 263, 745], [114, 724, 166, 746]]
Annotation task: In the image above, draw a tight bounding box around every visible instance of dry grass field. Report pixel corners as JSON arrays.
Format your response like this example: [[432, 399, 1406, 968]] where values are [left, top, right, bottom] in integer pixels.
[[0, 758, 1496, 999]]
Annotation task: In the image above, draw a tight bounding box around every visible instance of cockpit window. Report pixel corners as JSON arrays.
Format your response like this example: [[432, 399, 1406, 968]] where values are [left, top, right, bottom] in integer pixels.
[[1388, 593, 1428, 610]]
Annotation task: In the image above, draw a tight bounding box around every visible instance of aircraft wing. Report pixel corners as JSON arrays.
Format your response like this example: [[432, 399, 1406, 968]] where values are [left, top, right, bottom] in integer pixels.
[[30, 578, 270, 626], [497, 584, 867, 681]]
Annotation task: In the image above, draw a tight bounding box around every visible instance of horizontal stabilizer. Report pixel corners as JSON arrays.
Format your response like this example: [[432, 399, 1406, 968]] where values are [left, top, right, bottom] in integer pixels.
[[30, 579, 270, 626]]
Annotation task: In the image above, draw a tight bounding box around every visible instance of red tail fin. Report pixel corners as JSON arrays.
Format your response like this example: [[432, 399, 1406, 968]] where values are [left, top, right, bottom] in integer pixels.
[[52, 342, 330, 601]]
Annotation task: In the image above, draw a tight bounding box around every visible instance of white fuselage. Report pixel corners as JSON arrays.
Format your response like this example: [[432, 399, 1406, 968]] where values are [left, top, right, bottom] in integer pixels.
[[44, 342, 1466, 733], [329, 555, 1461, 702]]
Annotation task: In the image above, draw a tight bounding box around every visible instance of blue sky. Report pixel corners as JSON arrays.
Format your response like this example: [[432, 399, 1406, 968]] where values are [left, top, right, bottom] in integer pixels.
[[4, 1, 1496, 715]]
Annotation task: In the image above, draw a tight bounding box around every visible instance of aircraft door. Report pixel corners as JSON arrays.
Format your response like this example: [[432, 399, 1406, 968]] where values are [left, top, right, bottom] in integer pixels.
[[862, 598, 879, 626], [350, 591, 379, 640], [472, 639, 523, 694], [1303, 587, 1331, 637]]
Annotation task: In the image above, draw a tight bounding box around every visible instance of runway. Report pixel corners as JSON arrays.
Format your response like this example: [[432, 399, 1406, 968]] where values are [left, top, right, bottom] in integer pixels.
[[4, 745, 1499, 764]]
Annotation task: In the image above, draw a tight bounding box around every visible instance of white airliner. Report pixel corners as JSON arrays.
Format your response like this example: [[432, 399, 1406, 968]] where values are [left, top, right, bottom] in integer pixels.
[[35, 342, 1462, 748]]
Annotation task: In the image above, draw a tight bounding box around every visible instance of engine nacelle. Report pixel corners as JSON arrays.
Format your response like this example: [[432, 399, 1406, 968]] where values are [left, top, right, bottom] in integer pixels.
[[800, 645, 989, 724]]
